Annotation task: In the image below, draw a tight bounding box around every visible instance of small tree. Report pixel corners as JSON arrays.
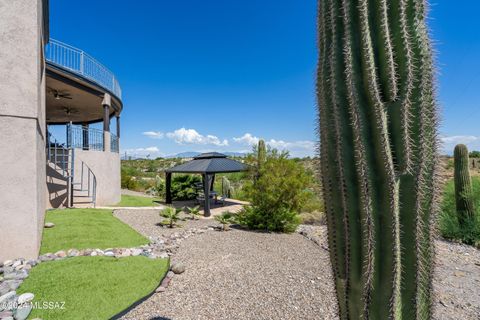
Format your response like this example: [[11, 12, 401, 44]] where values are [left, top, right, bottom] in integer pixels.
[[238, 148, 309, 232]]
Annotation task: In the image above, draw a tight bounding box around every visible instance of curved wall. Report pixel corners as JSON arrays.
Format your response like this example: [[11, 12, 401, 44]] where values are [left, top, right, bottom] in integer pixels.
[[74, 149, 121, 206]]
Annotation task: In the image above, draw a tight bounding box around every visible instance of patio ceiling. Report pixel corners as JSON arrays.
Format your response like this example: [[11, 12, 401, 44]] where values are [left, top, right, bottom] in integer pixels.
[[45, 66, 122, 124]]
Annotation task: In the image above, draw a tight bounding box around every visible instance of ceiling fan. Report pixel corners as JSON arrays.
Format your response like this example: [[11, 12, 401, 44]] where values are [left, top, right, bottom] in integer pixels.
[[48, 87, 72, 100], [62, 106, 79, 115]]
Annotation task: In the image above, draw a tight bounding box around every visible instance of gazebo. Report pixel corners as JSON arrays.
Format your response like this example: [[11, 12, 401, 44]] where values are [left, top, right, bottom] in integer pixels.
[[165, 152, 248, 217]]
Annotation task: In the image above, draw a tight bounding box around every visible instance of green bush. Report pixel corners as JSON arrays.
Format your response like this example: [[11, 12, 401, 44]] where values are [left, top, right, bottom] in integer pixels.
[[469, 150, 480, 158], [148, 175, 165, 198], [121, 173, 138, 190], [440, 178, 480, 246], [237, 148, 310, 233], [171, 174, 202, 201]]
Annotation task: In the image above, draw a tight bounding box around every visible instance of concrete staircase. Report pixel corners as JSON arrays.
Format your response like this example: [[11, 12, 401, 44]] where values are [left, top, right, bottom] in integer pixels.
[[46, 134, 96, 208]]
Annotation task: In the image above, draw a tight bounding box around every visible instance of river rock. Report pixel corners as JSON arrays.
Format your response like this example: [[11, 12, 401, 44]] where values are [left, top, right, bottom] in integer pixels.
[[171, 262, 185, 274], [44, 222, 55, 228], [67, 249, 79, 257], [2, 261, 12, 268], [0, 291, 16, 307], [54, 251, 66, 258], [17, 293, 34, 305], [131, 249, 142, 256], [13, 304, 32, 320]]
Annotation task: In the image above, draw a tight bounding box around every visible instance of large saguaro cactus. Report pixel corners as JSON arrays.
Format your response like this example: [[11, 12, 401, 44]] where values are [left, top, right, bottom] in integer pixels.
[[454, 144, 475, 226], [317, 0, 440, 319]]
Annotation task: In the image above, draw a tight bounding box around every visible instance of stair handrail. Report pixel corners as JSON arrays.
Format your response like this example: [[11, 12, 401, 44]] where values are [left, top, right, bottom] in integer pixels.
[[76, 159, 97, 207]]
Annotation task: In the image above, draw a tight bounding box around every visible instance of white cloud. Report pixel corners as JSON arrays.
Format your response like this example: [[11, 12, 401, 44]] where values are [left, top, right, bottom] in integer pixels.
[[440, 135, 480, 154], [142, 131, 164, 139], [233, 133, 316, 153], [122, 146, 162, 158], [233, 133, 259, 146], [166, 128, 229, 146]]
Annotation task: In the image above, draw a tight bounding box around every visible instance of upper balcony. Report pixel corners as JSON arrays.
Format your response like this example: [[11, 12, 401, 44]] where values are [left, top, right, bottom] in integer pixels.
[[44, 39, 123, 125], [45, 39, 122, 99]]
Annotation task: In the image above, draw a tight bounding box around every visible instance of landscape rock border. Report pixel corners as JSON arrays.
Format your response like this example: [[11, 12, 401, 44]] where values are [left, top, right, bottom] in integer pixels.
[[0, 224, 217, 320]]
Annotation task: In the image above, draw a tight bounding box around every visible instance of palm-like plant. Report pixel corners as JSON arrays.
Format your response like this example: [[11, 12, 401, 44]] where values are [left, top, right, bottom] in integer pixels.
[[160, 207, 181, 228], [215, 212, 233, 231], [187, 206, 201, 220]]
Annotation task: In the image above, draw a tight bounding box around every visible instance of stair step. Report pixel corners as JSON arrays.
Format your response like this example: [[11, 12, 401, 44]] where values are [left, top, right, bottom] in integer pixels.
[[73, 200, 94, 204]]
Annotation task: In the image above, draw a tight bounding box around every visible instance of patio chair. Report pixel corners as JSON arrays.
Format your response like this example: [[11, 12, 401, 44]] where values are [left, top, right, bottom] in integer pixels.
[[194, 182, 205, 204]]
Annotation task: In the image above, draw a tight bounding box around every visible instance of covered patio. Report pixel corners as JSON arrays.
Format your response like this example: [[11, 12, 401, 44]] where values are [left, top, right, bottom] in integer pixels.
[[165, 152, 248, 217]]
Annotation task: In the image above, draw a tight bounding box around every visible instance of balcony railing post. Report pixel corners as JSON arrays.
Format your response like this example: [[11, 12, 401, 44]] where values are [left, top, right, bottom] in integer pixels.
[[66, 122, 72, 148], [80, 51, 84, 74]]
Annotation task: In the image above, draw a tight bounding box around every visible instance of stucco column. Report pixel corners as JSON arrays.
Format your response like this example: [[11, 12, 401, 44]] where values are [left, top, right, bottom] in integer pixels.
[[102, 93, 111, 152], [0, 0, 48, 261]]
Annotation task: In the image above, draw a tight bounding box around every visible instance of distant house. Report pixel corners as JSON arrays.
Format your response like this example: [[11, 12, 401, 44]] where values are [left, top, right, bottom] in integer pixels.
[[0, 0, 122, 261]]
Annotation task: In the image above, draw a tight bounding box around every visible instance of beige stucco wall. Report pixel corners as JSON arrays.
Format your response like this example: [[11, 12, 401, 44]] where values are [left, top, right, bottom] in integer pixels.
[[74, 148, 121, 206], [0, 0, 47, 261]]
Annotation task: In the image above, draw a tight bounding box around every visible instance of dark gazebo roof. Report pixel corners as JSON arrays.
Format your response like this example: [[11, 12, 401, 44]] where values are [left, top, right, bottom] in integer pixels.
[[165, 152, 248, 174]]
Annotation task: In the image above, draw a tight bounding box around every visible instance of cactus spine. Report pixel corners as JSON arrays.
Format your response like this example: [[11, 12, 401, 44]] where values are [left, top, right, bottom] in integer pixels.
[[317, 0, 439, 319], [454, 144, 475, 226]]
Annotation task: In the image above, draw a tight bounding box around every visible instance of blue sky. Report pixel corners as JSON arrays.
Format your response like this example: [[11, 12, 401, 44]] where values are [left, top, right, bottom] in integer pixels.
[[50, 1, 480, 157]]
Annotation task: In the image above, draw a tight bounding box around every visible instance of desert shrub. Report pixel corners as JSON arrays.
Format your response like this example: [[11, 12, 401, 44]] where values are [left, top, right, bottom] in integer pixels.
[[469, 151, 480, 158], [148, 175, 166, 198], [121, 170, 138, 190], [237, 149, 309, 233], [171, 175, 202, 201], [440, 178, 480, 246]]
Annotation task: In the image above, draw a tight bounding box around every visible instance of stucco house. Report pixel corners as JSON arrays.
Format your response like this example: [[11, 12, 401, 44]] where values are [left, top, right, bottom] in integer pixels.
[[0, 1, 122, 261]]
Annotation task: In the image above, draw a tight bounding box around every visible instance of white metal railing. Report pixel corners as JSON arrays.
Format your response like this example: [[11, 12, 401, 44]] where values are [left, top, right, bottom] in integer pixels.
[[45, 39, 122, 99]]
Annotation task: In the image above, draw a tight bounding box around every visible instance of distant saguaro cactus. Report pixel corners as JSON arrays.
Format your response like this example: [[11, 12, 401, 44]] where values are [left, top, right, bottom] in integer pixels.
[[257, 139, 266, 169], [317, 0, 440, 319], [454, 144, 475, 226], [221, 176, 232, 198]]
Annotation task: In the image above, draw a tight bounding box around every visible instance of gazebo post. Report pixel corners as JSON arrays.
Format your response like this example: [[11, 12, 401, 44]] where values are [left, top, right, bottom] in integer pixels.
[[165, 172, 172, 204], [203, 173, 211, 217]]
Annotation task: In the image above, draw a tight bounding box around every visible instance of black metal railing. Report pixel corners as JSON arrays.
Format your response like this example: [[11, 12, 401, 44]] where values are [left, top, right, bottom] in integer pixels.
[[110, 133, 119, 153], [47, 133, 72, 177], [67, 124, 104, 151]]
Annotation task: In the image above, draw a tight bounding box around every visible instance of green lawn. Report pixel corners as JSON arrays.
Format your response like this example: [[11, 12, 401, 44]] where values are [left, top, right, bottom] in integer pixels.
[[113, 194, 161, 207], [40, 209, 148, 254], [18, 256, 168, 320]]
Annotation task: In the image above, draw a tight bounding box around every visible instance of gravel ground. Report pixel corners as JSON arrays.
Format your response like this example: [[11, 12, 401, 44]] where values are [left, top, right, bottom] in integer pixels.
[[115, 209, 217, 238], [433, 239, 480, 320], [115, 210, 480, 320], [116, 210, 337, 320]]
